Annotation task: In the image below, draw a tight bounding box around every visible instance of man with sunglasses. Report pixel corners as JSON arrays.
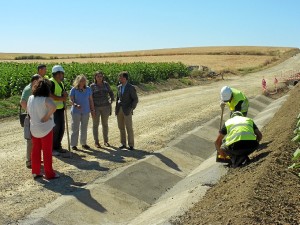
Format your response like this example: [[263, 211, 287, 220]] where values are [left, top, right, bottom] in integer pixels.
[[220, 86, 249, 117]]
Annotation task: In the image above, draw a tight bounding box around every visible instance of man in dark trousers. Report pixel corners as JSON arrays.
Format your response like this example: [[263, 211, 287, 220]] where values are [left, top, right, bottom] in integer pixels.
[[116, 71, 138, 150], [215, 111, 262, 168], [50, 65, 68, 156]]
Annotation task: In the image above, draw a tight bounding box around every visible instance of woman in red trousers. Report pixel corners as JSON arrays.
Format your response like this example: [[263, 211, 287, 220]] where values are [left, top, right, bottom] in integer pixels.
[[27, 79, 60, 179]]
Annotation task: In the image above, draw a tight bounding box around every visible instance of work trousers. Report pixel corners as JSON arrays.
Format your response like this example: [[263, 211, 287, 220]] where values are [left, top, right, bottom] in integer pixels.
[[31, 130, 55, 179], [221, 140, 259, 167], [93, 106, 110, 143], [26, 139, 32, 166], [71, 112, 90, 146], [117, 107, 134, 147], [53, 109, 65, 150]]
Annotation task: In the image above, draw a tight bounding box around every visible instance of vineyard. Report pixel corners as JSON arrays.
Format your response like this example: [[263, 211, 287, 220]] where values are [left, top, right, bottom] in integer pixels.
[[0, 62, 190, 99]]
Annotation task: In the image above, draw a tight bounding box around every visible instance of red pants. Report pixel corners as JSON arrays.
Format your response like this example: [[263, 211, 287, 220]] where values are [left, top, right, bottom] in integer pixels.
[[31, 130, 55, 179]]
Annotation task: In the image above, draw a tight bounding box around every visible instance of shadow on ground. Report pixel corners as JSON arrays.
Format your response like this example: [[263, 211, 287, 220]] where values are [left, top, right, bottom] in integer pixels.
[[36, 174, 107, 213], [58, 145, 181, 172]]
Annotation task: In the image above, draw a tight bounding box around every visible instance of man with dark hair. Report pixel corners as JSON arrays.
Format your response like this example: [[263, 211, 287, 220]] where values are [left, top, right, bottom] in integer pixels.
[[215, 111, 262, 168], [20, 74, 41, 168], [116, 71, 138, 150], [50, 65, 68, 155], [37, 64, 48, 79]]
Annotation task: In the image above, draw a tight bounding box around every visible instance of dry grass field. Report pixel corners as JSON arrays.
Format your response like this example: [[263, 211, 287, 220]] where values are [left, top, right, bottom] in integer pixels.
[[0, 46, 298, 72], [5, 55, 274, 71]]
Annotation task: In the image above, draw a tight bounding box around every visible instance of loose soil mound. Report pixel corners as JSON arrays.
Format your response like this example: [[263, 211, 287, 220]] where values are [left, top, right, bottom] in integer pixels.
[[174, 85, 300, 225]]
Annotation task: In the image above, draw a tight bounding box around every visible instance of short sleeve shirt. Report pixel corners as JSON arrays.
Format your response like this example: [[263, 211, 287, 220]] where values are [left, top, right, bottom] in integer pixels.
[[21, 84, 32, 102], [70, 87, 92, 114]]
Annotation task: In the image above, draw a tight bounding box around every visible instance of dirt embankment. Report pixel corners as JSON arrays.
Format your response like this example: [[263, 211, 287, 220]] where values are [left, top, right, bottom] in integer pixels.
[[174, 85, 300, 225]]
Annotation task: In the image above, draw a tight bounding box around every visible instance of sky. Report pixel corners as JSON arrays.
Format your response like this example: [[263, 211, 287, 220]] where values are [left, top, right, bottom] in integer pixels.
[[0, 0, 299, 53]]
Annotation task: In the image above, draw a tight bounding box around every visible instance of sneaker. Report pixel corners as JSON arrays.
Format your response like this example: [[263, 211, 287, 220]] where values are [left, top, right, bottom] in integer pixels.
[[119, 145, 127, 149], [82, 145, 91, 150], [128, 146, 135, 151], [71, 146, 78, 150], [52, 150, 60, 156]]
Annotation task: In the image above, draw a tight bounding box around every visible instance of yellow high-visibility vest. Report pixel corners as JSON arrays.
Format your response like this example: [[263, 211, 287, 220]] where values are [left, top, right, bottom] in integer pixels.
[[225, 116, 257, 146], [227, 88, 249, 113], [50, 77, 64, 109]]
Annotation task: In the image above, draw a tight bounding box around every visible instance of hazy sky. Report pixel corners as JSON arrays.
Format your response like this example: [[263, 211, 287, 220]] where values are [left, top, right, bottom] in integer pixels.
[[0, 0, 299, 53]]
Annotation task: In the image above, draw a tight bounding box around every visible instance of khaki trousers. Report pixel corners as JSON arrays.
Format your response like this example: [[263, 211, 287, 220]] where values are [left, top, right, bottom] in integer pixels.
[[70, 113, 90, 146], [93, 106, 110, 143], [26, 139, 32, 166], [117, 107, 134, 147]]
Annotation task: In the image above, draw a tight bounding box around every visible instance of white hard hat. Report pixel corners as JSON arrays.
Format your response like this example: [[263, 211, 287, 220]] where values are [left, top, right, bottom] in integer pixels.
[[220, 86, 232, 102], [52, 65, 65, 74], [231, 111, 244, 118]]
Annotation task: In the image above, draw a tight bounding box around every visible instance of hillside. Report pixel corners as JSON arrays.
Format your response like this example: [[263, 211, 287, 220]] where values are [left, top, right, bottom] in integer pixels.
[[0, 46, 299, 72]]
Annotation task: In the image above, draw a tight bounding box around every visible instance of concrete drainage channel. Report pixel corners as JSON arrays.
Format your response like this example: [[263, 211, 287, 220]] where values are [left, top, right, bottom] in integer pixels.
[[22, 95, 289, 225]]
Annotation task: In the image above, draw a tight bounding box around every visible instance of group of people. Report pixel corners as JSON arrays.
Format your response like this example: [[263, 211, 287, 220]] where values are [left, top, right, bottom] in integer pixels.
[[216, 86, 262, 168], [20, 64, 138, 179], [21, 64, 263, 179]]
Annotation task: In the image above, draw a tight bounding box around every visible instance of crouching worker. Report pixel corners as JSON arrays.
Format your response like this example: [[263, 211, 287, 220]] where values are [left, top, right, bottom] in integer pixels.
[[215, 111, 262, 168]]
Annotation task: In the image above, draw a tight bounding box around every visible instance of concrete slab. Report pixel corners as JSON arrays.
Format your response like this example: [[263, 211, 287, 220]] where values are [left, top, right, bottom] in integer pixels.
[[193, 125, 218, 142], [254, 95, 289, 128], [129, 185, 210, 225], [254, 95, 274, 105], [174, 134, 215, 159], [250, 99, 269, 112], [247, 107, 260, 119], [105, 162, 182, 205], [38, 184, 149, 225], [204, 117, 221, 129], [144, 147, 204, 178]]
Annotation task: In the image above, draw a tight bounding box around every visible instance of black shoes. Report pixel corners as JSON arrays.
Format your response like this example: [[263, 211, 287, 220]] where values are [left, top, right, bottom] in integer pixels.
[[104, 142, 110, 147], [57, 148, 67, 153], [119, 145, 135, 150], [82, 145, 91, 150], [95, 142, 101, 148], [119, 145, 127, 149], [71, 146, 78, 150]]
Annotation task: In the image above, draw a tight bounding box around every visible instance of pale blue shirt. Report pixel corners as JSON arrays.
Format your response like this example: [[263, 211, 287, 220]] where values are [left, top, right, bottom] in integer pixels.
[[121, 82, 127, 95]]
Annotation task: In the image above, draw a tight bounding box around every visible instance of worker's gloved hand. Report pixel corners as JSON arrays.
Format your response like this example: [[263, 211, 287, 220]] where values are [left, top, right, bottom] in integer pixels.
[[220, 101, 226, 108]]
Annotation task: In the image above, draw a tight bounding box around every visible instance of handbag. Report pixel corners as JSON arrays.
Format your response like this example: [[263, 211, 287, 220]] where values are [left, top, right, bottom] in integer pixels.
[[23, 115, 31, 140], [19, 105, 28, 127]]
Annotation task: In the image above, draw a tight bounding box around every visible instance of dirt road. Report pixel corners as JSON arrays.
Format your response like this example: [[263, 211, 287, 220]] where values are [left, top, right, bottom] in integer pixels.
[[1, 54, 300, 224]]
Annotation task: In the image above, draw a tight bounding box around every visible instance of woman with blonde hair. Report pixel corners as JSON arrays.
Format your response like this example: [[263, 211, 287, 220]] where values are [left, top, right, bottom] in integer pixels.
[[91, 71, 115, 148], [69, 75, 95, 150]]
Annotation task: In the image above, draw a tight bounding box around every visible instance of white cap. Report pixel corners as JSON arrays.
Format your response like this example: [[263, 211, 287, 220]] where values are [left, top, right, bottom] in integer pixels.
[[52, 65, 65, 74], [220, 86, 232, 102]]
